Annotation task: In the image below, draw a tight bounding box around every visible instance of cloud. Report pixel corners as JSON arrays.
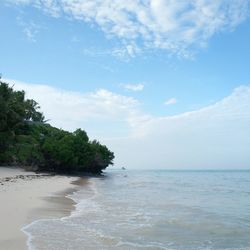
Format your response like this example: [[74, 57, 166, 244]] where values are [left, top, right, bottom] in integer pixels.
[[164, 97, 177, 106], [106, 85, 250, 169], [4, 78, 250, 169], [6, 0, 62, 17], [81, 43, 140, 60], [5, 78, 144, 139], [111, 43, 141, 59], [5, 0, 250, 57], [16, 17, 41, 42], [122, 83, 144, 92]]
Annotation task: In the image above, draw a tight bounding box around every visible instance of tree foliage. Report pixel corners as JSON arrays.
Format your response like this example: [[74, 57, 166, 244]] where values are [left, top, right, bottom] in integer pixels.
[[0, 79, 114, 174]]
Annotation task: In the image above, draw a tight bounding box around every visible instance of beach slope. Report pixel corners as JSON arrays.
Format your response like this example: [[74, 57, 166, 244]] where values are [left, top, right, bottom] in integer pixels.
[[0, 167, 78, 250]]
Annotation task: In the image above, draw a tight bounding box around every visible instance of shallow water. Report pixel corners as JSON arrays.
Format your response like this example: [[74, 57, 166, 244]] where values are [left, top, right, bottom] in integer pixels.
[[23, 170, 250, 250]]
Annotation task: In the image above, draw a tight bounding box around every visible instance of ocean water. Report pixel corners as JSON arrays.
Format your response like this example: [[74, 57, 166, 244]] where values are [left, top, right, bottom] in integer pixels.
[[23, 170, 250, 250]]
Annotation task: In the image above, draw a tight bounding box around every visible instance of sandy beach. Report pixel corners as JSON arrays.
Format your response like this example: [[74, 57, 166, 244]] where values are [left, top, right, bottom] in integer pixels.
[[0, 167, 79, 250]]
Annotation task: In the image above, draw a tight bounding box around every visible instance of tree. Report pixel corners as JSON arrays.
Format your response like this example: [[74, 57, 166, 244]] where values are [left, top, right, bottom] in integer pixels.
[[0, 80, 45, 163], [0, 80, 115, 174]]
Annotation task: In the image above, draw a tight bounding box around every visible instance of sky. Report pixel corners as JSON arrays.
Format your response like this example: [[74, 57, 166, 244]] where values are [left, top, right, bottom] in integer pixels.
[[0, 0, 250, 169]]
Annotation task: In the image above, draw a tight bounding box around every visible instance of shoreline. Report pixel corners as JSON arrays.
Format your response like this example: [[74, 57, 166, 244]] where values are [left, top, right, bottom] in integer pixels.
[[0, 167, 85, 250]]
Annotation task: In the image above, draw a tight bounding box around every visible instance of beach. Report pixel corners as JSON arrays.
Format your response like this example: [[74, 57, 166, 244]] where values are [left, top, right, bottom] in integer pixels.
[[23, 169, 250, 250], [0, 167, 79, 250], [1, 169, 250, 250]]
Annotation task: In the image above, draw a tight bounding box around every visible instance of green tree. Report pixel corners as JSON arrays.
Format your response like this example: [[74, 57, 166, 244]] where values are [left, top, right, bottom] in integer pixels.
[[0, 80, 114, 174], [0, 79, 44, 163]]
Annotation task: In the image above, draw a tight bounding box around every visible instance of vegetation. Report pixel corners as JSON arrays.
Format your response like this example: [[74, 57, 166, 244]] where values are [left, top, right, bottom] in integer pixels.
[[0, 79, 114, 174]]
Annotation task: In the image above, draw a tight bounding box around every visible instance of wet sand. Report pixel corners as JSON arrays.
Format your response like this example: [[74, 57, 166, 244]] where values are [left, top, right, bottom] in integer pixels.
[[0, 167, 80, 250]]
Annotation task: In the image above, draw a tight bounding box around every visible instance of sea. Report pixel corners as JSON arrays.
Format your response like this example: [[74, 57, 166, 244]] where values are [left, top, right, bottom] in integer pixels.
[[23, 170, 250, 250]]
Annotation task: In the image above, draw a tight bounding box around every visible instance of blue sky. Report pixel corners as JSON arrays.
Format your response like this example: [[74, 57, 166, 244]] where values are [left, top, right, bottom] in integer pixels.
[[1, 0, 250, 169]]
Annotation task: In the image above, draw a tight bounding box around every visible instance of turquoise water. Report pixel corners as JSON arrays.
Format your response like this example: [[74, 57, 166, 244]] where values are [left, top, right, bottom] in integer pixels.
[[23, 170, 250, 250]]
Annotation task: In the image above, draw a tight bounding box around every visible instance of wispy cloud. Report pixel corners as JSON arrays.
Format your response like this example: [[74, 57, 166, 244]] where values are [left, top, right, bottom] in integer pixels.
[[5, 0, 250, 57], [81, 43, 141, 61], [122, 83, 144, 92], [164, 98, 177, 106], [16, 17, 41, 42], [111, 43, 141, 59], [7, 0, 61, 17]]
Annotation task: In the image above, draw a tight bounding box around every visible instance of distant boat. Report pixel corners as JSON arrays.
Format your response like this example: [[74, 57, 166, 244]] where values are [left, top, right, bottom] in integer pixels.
[[121, 167, 126, 170]]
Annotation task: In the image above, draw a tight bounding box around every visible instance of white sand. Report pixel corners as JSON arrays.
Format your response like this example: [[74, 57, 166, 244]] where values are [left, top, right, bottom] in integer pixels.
[[0, 167, 79, 250]]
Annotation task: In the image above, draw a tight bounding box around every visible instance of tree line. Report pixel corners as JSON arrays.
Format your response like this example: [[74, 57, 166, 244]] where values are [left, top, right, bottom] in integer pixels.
[[0, 79, 114, 174]]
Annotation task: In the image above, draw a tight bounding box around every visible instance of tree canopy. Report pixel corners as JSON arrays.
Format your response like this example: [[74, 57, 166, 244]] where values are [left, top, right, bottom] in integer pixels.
[[0, 79, 114, 174]]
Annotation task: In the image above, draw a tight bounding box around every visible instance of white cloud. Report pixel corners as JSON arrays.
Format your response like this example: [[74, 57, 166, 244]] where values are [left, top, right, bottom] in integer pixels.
[[6, 79, 144, 139], [111, 43, 142, 59], [122, 83, 144, 92], [106, 85, 250, 169], [164, 97, 177, 106], [82, 44, 140, 62], [6, 0, 62, 17], [5, 0, 250, 57], [81, 43, 140, 60], [4, 78, 250, 169], [16, 17, 41, 42]]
